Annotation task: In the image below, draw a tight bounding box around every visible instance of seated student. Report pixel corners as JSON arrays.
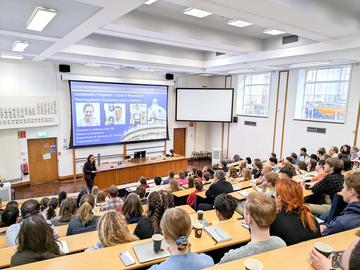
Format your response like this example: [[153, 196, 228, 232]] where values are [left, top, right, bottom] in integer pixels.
[[220, 160, 229, 173], [329, 146, 339, 158], [252, 159, 263, 179], [10, 215, 62, 266], [317, 147, 326, 159], [309, 157, 344, 215], [203, 172, 211, 183], [255, 164, 272, 185], [7, 199, 59, 246], [169, 179, 181, 192], [134, 190, 173, 239], [299, 147, 310, 162], [259, 172, 279, 198], [194, 170, 203, 182], [1, 205, 19, 227], [96, 191, 106, 207], [45, 197, 58, 220], [298, 161, 308, 172], [149, 208, 214, 270], [321, 171, 360, 236], [149, 176, 164, 193], [76, 188, 88, 207], [350, 146, 359, 160], [310, 153, 319, 162], [122, 193, 144, 224], [241, 168, 252, 181], [40, 197, 50, 218], [311, 160, 328, 182], [67, 194, 99, 235], [341, 158, 352, 172], [198, 170, 233, 211], [136, 185, 147, 205], [270, 179, 321, 245], [162, 171, 174, 185], [310, 236, 359, 270], [5, 200, 19, 209], [187, 180, 203, 208], [91, 186, 99, 198], [51, 198, 77, 226], [227, 167, 240, 183], [214, 193, 238, 223], [58, 191, 67, 207], [279, 165, 296, 180], [86, 211, 138, 251], [202, 166, 214, 178], [177, 171, 188, 185], [291, 152, 299, 165], [220, 192, 286, 264], [340, 144, 351, 159], [139, 176, 150, 188], [100, 185, 123, 212], [232, 154, 241, 162]]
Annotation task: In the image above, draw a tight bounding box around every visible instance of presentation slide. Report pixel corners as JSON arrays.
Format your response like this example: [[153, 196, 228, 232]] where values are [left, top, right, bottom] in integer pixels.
[[69, 81, 168, 147]]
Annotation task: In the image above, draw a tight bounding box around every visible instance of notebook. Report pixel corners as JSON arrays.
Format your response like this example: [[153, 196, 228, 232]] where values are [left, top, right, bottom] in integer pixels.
[[58, 240, 69, 254], [205, 226, 232, 243]]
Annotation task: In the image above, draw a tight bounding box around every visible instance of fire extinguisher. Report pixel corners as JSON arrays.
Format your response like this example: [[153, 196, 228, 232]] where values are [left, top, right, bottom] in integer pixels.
[[21, 160, 29, 175]]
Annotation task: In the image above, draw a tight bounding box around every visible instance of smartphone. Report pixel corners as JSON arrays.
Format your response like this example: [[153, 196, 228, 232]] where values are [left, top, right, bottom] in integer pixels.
[[118, 251, 136, 266]]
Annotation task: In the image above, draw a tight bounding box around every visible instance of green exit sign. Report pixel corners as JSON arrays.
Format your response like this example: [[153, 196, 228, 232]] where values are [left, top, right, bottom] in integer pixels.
[[37, 131, 48, 137]]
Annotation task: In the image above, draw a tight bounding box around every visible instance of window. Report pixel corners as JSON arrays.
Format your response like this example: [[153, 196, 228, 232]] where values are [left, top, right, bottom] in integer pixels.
[[295, 65, 351, 123], [236, 72, 271, 117]]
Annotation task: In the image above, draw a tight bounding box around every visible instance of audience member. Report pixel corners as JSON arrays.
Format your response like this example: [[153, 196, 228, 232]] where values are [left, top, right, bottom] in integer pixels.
[[91, 186, 99, 197], [187, 176, 195, 188], [340, 144, 351, 159], [350, 146, 359, 160], [311, 160, 328, 182], [307, 158, 318, 172], [270, 179, 320, 245], [221, 160, 229, 173], [1, 206, 19, 227], [252, 160, 263, 179], [298, 161, 307, 171], [122, 193, 144, 224], [299, 147, 310, 161], [67, 194, 99, 235], [279, 166, 295, 180], [136, 185, 147, 205], [317, 147, 326, 159], [134, 190, 172, 239], [169, 179, 181, 192], [6, 200, 19, 209], [96, 191, 106, 206], [86, 211, 138, 251], [76, 188, 88, 208], [148, 208, 214, 270], [45, 197, 58, 220], [321, 171, 360, 235], [341, 158, 352, 172], [214, 194, 238, 223], [241, 168, 252, 181], [329, 146, 339, 158], [100, 185, 123, 212], [162, 171, 174, 185], [227, 167, 240, 183], [40, 197, 50, 215], [58, 191, 67, 207], [261, 172, 279, 197], [195, 170, 203, 181], [291, 153, 298, 165], [187, 180, 203, 208], [10, 215, 62, 266], [255, 164, 272, 185], [203, 172, 211, 183], [139, 176, 150, 188], [177, 171, 188, 185], [220, 192, 286, 263], [51, 198, 77, 226], [232, 154, 241, 162]]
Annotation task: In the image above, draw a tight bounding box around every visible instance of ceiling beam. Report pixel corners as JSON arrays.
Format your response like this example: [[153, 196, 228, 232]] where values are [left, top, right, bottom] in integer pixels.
[[0, 29, 60, 42]]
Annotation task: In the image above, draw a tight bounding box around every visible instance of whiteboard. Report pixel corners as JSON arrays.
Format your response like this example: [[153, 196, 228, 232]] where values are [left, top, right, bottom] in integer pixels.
[[0, 129, 21, 180], [176, 88, 234, 122]]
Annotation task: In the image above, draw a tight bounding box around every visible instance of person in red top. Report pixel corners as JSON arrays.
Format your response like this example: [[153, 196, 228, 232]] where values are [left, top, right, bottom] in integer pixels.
[[139, 176, 150, 189], [187, 180, 203, 208]]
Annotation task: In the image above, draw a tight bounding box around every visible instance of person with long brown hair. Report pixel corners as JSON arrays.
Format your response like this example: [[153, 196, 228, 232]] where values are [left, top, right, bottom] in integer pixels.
[[66, 194, 99, 235], [169, 179, 181, 192], [270, 179, 321, 245], [148, 208, 214, 270], [122, 193, 144, 224], [86, 211, 138, 251], [51, 198, 77, 226], [11, 215, 62, 266], [134, 190, 173, 239]]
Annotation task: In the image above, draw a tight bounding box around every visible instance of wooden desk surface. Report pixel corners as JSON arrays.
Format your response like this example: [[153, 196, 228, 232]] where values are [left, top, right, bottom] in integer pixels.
[[205, 228, 359, 270], [197, 181, 252, 199], [9, 215, 250, 270], [172, 183, 211, 198]]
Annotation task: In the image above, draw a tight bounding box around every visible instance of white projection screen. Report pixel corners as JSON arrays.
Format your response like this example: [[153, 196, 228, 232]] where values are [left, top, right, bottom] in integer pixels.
[[176, 88, 234, 122]]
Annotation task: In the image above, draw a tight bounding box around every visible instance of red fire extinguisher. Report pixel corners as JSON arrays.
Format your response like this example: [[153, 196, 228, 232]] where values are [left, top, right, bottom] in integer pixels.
[[21, 161, 29, 175]]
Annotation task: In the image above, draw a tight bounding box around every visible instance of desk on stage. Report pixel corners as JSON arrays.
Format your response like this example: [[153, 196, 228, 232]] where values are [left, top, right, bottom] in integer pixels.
[[94, 155, 188, 189]]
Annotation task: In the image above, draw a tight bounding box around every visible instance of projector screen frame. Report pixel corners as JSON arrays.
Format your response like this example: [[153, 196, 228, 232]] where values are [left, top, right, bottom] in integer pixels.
[[68, 80, 169, 149], [175, 87, 234, 123]]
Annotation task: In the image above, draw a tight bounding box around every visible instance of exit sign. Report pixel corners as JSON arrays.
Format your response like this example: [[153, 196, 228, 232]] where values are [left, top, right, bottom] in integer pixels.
[[37, 131, 48, 137]]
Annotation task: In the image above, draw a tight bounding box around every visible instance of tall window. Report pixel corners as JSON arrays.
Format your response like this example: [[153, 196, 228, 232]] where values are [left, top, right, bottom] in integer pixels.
[[236, 73, 271, 117], [295, 65, 351, 123]]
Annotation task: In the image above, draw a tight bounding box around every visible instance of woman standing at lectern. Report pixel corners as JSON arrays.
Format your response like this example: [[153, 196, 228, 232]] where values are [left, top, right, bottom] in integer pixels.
[[83, 155, 97, 192]]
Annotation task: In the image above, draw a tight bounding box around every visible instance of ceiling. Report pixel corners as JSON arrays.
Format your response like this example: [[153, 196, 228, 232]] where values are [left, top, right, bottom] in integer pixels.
[[0, 0, 360, 74]]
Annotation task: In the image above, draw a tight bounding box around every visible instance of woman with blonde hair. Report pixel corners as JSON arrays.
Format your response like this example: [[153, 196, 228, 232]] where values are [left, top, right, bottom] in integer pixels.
[[91, 186, 99, 197], [241, 168, 252, 181], [227, 167, 240, 183], [169, 179, 181, 192], [270, 179, 320, 245], [86, 211, 138, 251], [66, 194, 99, 235], [149, 208, 214, 270]]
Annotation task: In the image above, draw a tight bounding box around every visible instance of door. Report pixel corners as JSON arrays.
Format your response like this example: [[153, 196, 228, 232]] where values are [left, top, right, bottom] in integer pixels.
[[173, 128, 186, 156], [27, 138, 58, 185]]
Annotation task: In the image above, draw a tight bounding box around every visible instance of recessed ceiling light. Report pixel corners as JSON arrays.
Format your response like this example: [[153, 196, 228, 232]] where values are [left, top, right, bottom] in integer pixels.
[[227, 19, 252, 28], [12, 41, 30, 52], [85, 63, 102, 67], [263, 29, 286, 35], [26, 7, 57, 32], [144, 0, 158, 5], [184, 8, 212, 18], [228, 68, 255, 74], [1, 53, 24, 60], [290, 61, 331, 68]]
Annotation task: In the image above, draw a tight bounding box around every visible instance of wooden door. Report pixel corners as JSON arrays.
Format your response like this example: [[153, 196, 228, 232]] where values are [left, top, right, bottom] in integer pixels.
[[173, 128, 186, 156], [27, 138, 58, 185]]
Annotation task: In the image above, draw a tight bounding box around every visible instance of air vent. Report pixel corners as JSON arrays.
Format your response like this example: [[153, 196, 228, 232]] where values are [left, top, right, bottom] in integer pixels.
[[244, 121, 256, 127], [307, 127, 326, 134], [216, 52, 226, 56], [282, 35, 299, 44]]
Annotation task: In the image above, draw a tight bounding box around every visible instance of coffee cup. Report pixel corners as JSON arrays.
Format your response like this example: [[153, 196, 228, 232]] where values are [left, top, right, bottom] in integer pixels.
[[197, 210, 204, 220], [152, 234, 163, 253], [194, 223, 204, 238], [314, 242, 334, 258], [244, 258, 264, 270]]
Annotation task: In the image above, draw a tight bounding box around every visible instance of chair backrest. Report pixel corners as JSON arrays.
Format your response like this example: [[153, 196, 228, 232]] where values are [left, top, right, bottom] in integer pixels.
[[325, 193, 348, 223]]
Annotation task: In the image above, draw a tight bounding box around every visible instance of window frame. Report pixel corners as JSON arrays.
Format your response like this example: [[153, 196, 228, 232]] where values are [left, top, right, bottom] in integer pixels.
[[235, 72, 272, 118]]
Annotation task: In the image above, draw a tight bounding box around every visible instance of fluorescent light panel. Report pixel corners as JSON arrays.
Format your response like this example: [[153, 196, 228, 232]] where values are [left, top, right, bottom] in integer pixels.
[[227, 19, 252, 28], [12, 41, 29, 52], [263, 29, 286, 35], [1, 53, 24, 60], [144, 0, 158, 5], [26, 7, 57, 32], [184, 8, 212, 18], [290, 61, 331, 68]]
